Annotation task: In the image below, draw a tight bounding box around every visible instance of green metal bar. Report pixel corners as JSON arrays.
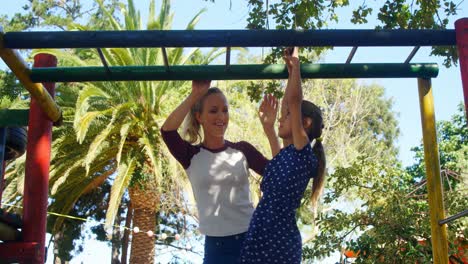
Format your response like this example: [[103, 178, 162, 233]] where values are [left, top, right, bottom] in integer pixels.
[[30, 63, 439, 82], [417, 78, 448, 264], [3, 29, 456, 49], [0, 109, 29, 127]]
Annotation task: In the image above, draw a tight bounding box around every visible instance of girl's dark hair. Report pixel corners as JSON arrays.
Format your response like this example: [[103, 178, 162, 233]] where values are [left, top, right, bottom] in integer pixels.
[[183, 87, 224, 144], [301, 100, 326, 209]]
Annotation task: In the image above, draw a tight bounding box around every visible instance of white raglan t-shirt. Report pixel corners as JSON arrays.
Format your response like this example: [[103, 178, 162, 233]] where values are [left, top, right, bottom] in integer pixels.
[[161, 129, 268, 237]]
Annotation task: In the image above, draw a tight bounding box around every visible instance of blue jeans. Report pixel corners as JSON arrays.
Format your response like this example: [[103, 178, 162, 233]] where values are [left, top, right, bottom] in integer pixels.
[[203, 232, 246, 264]]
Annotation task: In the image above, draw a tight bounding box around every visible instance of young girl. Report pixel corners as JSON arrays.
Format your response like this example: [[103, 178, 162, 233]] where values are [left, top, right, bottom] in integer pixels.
[[160, 81, 277, 264], [240, 47, 326, 264]]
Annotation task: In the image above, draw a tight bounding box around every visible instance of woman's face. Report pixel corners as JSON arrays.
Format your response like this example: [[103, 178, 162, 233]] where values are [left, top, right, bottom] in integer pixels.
[[196, 93, 229, 139]]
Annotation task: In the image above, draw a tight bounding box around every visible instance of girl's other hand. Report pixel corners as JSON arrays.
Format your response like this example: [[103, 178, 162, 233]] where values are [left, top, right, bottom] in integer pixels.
[[283, 47, 300, 74], [259, 94, 279, 131]]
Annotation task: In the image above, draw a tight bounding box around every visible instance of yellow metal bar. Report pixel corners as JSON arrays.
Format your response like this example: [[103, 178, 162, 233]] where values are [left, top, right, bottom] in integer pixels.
[[417, 78, 449, 264], [0, 28, 61, 122]]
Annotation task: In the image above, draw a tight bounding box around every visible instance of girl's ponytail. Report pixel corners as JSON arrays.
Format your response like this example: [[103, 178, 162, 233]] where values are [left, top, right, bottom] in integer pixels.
[[301, 100, 326, 211]]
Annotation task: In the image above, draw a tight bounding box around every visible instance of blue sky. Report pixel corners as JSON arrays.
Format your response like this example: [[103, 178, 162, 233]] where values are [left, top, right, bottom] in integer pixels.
[[1, 0, 466, 263]]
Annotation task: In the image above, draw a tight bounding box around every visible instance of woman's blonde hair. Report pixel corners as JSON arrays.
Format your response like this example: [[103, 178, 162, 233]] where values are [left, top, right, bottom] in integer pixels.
[[182, 87, 224, 144]]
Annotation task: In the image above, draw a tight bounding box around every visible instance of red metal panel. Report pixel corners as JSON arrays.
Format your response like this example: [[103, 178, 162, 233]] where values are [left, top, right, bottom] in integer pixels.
[[0, 162, 5, 205], [0, 242, 40, 263], [0, 128, 6, 204], [22, 54, 57, 264], [455, 18, 468, 120]]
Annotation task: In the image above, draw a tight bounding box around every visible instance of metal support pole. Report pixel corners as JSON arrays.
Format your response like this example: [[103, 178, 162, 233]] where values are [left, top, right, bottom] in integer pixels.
[[22, 54, 57, 264], [0, 128, 6, 205], [417, 78, 449, 264], [455, 18, 468, 121]]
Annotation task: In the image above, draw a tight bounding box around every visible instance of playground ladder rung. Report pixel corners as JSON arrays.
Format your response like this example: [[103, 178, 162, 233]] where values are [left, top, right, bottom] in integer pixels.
[[96, 48, 111, 75], [346, 46, 358, 64], [225, 46, 231, 71], [405, 46, 420, 64], [161, 47, 170, 72]]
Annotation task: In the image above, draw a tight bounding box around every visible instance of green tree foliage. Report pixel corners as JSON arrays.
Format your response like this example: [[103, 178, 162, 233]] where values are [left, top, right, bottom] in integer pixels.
[[0, 71, 24, 101], [0, 0, 121, 31], [297, 78, 400, 245], [47, 180, 111, 262], [204, 0, 463, 67]]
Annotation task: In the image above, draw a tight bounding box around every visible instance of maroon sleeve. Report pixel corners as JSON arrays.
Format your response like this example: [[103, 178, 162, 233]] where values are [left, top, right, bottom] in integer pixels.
[[234, 141, 269, 175], [160, 129, 199, 169]]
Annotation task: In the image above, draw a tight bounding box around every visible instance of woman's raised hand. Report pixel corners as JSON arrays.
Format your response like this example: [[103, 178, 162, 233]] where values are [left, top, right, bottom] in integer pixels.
[[191, 80, 211, 98]]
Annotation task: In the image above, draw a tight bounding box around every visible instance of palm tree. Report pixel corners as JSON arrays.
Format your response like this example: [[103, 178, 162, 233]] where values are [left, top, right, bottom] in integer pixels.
[[34, 0, 224, 262]]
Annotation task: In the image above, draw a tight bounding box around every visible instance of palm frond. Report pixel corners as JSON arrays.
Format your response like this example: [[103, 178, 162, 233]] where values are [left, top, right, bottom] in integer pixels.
[[105, 157, 136, 229], [185, 8, 207, 30], [139, 133, 158, 177], [107, 48, 135, 66], [116, 121, 135, 165], [75, 110, 111, 143], [50, 169, 113, 233], [159, 0, 171, 30], [84, 118, 117, 174], [96, 0, 122, 30], [148, 0, 156, 27]]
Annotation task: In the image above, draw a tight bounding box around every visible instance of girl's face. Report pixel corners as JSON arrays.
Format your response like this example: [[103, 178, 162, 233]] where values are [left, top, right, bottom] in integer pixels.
[[278, 106, 313, 139], [196, 93, 229, 139]]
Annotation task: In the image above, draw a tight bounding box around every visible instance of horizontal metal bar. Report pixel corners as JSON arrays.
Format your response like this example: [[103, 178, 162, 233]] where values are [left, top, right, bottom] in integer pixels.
[[29, 63, 439, 82], [3, 30, 456, 49], [0, 109, 29, 127], [439, 209, 468, 225]]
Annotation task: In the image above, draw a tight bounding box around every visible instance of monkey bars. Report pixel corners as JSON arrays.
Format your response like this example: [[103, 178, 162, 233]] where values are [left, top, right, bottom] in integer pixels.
[[0, 18, 467, 264], [30, 63, 439, 82]]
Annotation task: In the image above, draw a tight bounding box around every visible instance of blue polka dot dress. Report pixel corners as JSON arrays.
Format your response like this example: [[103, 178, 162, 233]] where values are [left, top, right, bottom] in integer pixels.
[[240, 143, 318, 264]]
